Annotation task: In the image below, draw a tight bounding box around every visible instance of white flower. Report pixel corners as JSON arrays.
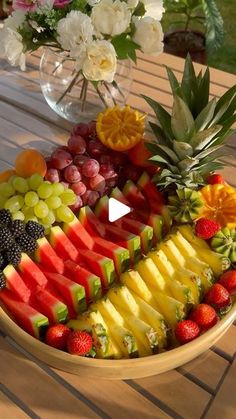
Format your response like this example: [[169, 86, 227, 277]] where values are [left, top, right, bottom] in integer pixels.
[[142, 0, 165, 21], [127, 0, 139, 8], [82, 40, 117, 82], [4, 10, 26, 30], [0, 27, 26, 70], [91, 0, 131, 37], [57, 11, 93, 56], [87, 0, 100, 5], [132, 16, 163, 55]]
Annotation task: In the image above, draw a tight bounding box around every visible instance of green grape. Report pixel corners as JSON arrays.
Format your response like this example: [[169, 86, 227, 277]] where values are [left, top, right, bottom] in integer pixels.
[[0, 182, 15, 198], [60, 190, 76, 206], [24, 191, 39, 207], [45, 196, 61, 210], [28, 173, 44, 191], [12, 211, 25, 221], [56, 205, 74, 223], [52, 183, 64, 196], [42, 210, 55, 226], [22, 205, 34, 217], [41, 224, 51, 236], [13, 177, 29, 194], [24, 215, 38, 223], [34, 200, 49, 219], [0, 195, 6, 209], [8, 175, 17, 186], [37, 182, 53, 199], [5, 195, 24, 213]]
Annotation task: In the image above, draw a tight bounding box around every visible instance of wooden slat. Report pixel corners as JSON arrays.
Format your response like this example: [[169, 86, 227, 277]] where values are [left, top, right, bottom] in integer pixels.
[[0, 391, 29, 419], [0, 337, 100, 419], [213, 325, 236, 360]]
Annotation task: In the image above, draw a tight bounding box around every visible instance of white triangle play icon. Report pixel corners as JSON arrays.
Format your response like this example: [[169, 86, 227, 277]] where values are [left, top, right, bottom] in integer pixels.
[[108, 198, 132, 222]]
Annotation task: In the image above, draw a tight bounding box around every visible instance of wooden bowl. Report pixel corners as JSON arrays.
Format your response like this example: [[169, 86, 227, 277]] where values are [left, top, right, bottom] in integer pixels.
[[0, 303, 235, 379]]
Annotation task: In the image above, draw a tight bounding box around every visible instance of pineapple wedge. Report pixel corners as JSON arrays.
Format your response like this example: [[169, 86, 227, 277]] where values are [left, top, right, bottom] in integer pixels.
[[107, 285, 140, 316], [178, 224, 210, 250], [158, 239, 186, 269], [91, 299, 139, 358], [120, 270, 158, 309], [124, 314, 159, 355], [148, 287, 185, 328], [135, 258, 171, 295], [170, 230, 197, 258], [175, 268, 202, 304], [148, 249, 175, 278]]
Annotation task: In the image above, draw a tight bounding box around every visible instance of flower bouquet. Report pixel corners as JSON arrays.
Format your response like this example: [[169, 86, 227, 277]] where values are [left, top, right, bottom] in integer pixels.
[[0, 0, 164, 121]]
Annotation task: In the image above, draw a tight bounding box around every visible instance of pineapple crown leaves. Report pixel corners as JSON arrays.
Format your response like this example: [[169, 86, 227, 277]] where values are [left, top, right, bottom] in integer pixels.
[[143, 55, 236, 191]]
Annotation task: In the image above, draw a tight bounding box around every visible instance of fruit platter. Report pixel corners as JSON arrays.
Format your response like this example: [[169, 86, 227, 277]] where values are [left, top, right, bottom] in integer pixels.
[[0, 58, 236, 380]]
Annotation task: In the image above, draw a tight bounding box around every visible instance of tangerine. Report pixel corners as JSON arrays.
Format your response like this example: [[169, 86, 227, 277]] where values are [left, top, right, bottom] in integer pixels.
[[15, 149, 47, 178], [0, 169, 16, 182]]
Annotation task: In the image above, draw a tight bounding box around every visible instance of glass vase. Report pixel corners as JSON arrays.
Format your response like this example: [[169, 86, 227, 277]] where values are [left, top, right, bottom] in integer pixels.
[[39, 48, 133, 123]]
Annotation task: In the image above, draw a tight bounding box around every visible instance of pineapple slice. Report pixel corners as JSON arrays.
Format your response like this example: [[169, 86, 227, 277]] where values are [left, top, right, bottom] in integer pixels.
[[124, 314, 159, 355], [107, 285, 140, 316], [178, 224, 210, 250], [158, 239, 186, 269], [148, 287, 185, 328], [148, 249, 175, 278], [120, 270, 158, 309], [130, 293, 169, 348], [175, 268, 202, 304], [135, 258, 171, 295], [91, 299, 139, 358], [170, 230, 197, 258]]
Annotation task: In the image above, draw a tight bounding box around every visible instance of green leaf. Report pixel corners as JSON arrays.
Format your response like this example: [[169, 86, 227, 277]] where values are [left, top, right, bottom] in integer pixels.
[[190, 125, 222, 150], [142, 95, 173, 141], [133, 1, 146, 16], [173, 141, 193, 159], [178, 156, 199, 171], [171, 95, 195, 141], [195, 68, 210, 116], [111, 34, 140, 63], [166, 67, 185, 101], [210, 85, 236, 126], [195, 98, 216, 131], [149, 122, 167, 143], [202, 0, 224, 53], [196, 145, 222, 160], [151, 144, 179, 164], [181, 54, 197, 109]]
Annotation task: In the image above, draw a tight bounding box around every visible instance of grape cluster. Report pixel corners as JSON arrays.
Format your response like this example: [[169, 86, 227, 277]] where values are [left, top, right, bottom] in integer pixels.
[[0, 174, 76, 231], [45, 122, 142, 210], [0, 209, 45, 275]]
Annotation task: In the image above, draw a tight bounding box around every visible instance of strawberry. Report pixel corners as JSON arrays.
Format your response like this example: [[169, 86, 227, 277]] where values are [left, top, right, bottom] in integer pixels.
[[67, 330, 93, 356], [45, 324, 71, 350], [195, 218, 221, 240], [175, 320, 200, 345], [190, 304, 218, 331], [204, 283, 231, 309], [207, 174, 224, 185], [219, 270, 236, 296]]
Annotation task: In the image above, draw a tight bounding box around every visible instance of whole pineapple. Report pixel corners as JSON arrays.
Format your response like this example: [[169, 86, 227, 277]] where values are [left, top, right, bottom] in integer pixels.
[[143, 55, 236, 222]]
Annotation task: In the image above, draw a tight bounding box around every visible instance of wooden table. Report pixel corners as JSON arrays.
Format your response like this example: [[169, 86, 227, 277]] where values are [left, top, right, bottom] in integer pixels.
[[0, 50, 236, 419]]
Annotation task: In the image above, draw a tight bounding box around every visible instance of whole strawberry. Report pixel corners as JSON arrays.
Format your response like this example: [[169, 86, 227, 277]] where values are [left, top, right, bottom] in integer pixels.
[[204, 283, 231, 310], [67, 330, 93, 356], [45, 324, 71, 350], [190, 304, 218, 331], [175, 320, 200, 345], [219, 270, 236, 296], [195, 218, 221, 240], [207, 174, 224, 185]]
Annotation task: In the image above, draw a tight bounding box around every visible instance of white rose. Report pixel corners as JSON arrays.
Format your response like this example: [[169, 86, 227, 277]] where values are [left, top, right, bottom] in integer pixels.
[[87, 0, 100, 5], [0, 27, 26, 70], [91, 0, 131, 37], [4, 10, 26, 30], [82, 40, 117, 82], [57, 11, 93, 55], [142, 0, 165, 21], [132, 16, 163, 55], [127, 0, 139, 8]]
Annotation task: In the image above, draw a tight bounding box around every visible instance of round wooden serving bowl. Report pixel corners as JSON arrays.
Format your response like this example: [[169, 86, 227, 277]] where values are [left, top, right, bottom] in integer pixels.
[[0, 303, 235, 380]]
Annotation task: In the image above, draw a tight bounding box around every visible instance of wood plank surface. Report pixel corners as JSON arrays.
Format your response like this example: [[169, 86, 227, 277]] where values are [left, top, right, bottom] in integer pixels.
[[0, 391, 29, 419]]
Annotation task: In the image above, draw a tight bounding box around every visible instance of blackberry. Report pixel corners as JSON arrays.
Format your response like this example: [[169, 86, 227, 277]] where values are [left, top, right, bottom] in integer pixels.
[[0, 252, 5, 269], [25, 221, 45, 239], [0, 226, 14, 251], [0, 209, 12, 227], [5, 243, 22, 267], [16, 233, 38, 253], [0, 270, 6, 289], [11, 220, 25, 238]]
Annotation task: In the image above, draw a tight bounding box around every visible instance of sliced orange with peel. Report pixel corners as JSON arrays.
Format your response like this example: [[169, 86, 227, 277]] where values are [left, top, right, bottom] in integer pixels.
[[199, 184, 236, 226], [96, 106, 145, 151]]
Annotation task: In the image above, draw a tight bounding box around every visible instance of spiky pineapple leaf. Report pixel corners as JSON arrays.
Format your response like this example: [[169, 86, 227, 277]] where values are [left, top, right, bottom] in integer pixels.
[[181, 54, 197, 109], [210, 85, 236, 126], [195, 68, 210, 116], [165, 67, 185, 101], [148, 122, 171, 146], [190, 125, 222, 150], [202, 0, 224, 53], [196, 145, 222, 160], [195, 98, 216, 131], [173, 141, 193, 159], [142, 95, 173, 140], [149, 144, 179, 164], [171, 96, 195, 141]]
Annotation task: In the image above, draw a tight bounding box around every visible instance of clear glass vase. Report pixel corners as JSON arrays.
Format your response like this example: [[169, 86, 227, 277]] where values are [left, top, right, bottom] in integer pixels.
[[39, 48, 133, 123]]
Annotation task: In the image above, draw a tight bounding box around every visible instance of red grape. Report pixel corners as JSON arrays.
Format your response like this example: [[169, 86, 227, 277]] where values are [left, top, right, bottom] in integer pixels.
[[89, 174, 105, 194], [99, 164, 116, 180], [71, 181, 87, 196], [82, 159, 100, 178], [112, 152, 128, 166], [106, 172, 118, 188], [88, 121, 97, 136], [87, 140, 107, 158], [82, 190, 100, 207], [51, 149, 73, 170], [68, 135, 86, 155], [64, 165, 81, 183], [74, 155, 89, 167], [45, 168, 60, 183], [99, 154, 113, 165], [69, 195, 83, 212], [123, 165, 141, 182], [72, 123, 90, 138]]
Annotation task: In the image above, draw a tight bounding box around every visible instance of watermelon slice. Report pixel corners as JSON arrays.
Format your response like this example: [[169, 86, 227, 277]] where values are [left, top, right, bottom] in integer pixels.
[[118, 217, 153, 254], [63, 217, 94, 250], [3, 265, 31, 303], [42, 271, 86, 316], [94, 195, 109, 221], [147, 214, 163, 241], [79, 206, 106, 237], [64, 260, 102, 302], [93, 236, 130, 275], [18, 254, 48, 291], [137, 172, 164, 212], [103, 223, 141, 264], [123, 180, 147, 208], [0, 289, 49, 339], [110, 187, 130, 205], [34, 237, 64, 274], [49, 226, 79, 261], [110, 187, 150, 224], [33, 287, 68, 324], [78, 249, 116, 288]]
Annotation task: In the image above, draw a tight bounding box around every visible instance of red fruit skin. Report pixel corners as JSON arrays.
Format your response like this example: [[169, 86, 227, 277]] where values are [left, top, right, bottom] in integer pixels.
[[195, 218, 221, 240], [175, 320, 200, 345], [207, 174, 224, 185], [128, 139, 152, 168], [190, 304, 218, 331], [67, 330, 93, 356], [219, 271, 236, 296], [204, 283, 231, 309], [45, 324, 71, 350]]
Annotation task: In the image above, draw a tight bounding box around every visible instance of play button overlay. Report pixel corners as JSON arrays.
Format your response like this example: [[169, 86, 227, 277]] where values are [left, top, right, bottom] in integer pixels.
[[108, 198, 132, 222]]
